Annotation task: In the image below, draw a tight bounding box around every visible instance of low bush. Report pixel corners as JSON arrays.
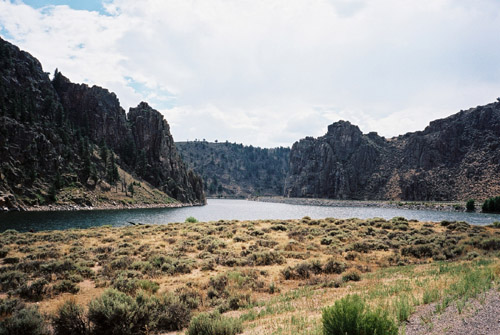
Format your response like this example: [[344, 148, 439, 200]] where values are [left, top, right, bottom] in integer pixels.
[[18, 278, 48, 301], [88, 289, 191, 335], [246, 251, 284, 266], [0, 271, 27, 292], [342, 270, 361, 283], [52, 300, 88, 335], [186, 217, 198, 223], [0, 298, 24, 317], [323, 259, 347, 274], [53, 280, 80, 294], [150, 293, 191, 332], [87, 289, 139, 335], [401, 244, 437, 258], [479, 238, 500, 251], [187, 312, 243, 335], [322, 294, 397, 335], [3, 257, 19, 264], [0, 249, 8, 258], [0, 305, 48, 335]]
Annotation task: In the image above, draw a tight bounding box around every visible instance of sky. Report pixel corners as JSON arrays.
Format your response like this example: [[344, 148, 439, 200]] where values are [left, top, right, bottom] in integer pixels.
[[1, 0, 500, 147]]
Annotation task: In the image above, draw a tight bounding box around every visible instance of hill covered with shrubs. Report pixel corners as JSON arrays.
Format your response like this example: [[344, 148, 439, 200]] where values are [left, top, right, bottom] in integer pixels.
[[176, 141, 289, 198], [0, 217, 499, 334]]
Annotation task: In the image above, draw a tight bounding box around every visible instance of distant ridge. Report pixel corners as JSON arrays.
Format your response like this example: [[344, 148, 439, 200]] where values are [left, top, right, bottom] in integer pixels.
[[176, 141, 289, 198]]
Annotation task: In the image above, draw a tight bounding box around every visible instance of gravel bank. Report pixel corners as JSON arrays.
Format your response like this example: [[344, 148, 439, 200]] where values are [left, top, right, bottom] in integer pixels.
[[251, 196, 469, 212], [404, 288, 500, 335]]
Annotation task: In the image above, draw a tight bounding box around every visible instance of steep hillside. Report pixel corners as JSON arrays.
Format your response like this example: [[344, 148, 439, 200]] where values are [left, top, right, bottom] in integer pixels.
[[0, 37, 204, 211], [285, 102, 500, 201], [176, 141, 289, 197]]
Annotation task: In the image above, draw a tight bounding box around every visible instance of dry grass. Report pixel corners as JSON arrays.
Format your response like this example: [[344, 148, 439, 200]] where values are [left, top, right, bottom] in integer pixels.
[[0, 216, 499, 334]]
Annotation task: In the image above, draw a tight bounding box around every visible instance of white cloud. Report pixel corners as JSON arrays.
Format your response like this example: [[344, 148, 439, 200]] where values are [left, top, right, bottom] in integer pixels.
[[1, 0, 500, 147]]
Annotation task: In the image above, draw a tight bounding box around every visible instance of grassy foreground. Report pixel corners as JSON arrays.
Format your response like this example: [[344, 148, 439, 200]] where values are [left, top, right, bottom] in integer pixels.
[[0, 216, 499, 334]]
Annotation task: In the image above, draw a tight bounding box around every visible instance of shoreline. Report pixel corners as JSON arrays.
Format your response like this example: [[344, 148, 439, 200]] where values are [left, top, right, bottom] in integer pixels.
[[250, 196, 473, 212], [5, 201, 205, 213]]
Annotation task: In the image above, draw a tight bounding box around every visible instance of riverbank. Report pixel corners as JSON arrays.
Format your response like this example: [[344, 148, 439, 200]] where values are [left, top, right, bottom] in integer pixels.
[[1, 198, 204, 213], [0, 217, 498, 334], [1, 178, 206, 213], [24, 201, 199, 212], [251, 196, 470, 212]]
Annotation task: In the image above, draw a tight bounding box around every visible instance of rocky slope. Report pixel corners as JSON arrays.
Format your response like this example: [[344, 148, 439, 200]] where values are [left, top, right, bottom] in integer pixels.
[[285, 102, 500, 201], [0, 37, 205, 210], [176, 141, 289, 197]]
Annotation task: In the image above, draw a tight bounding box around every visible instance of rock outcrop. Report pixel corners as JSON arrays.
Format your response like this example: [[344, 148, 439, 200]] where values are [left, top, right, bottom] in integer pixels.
[[129, 102, 204, 203], [52, 71, 133, 163], [0, 37, 205, 210], [285, 103, 500, 201]]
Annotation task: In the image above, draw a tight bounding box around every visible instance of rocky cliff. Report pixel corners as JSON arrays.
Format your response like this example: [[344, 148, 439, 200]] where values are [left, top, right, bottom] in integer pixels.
[[0, 37, 205, 210], [129, 103, 204, 203], [176, 141, 289, 198], [285, 102, 500, 201]]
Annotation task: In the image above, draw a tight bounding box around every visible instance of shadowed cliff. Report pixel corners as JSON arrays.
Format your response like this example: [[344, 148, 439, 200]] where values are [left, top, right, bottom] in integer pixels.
[[0, 37, 205, 210], [285, 103, 500, 201]]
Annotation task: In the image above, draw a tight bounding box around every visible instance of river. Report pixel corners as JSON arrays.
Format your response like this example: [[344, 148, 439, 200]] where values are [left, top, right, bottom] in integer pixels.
[[0, 199, 499, 232]]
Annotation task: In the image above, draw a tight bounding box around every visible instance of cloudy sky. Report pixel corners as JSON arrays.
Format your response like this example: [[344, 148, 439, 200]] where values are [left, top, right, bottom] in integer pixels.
[[1, 0, 500, 147]]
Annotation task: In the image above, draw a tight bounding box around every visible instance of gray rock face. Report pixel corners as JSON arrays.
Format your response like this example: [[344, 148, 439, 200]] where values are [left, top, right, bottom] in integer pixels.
[[129, 102, 205, 204], [0, 37, 205, 208], [52, 72, 132, 158], [285, 104, 500, 201]]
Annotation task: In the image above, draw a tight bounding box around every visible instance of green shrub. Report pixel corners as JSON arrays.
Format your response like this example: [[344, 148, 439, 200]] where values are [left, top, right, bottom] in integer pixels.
[[393, 294, 414, 322], [53, 280, 80, 294], [111, 275, 139, 295], [422, 288, 440, 304], [0, 298, 24, 317], [294, 262, 313, 279], [322, 295, 397, 335], [153, 294, 191, 331], [18, 278, 48, 301], [479, 238, 500, 250], [187, 312, 243, 335], [323, 259, 347, 274], [3, 257, 19, 264], [137, 280, 159, 294], [466, 199, 475, 212], [0, 271, 27, 292], [342, 270, 361, 282], [246, 251, 284, 266], [185, 217, 198, 223], [482, 196, 500, 213], [0, 305, 48, 335], [52, 300, 89, 335], [88, 289, 190, 335], [87, 289, 139, 335], [0, 249, 8, 258], [401, 244, 437, 258]]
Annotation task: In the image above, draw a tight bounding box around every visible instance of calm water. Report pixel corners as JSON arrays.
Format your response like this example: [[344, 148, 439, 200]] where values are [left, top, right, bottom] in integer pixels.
[[0, 199, 499, 232]]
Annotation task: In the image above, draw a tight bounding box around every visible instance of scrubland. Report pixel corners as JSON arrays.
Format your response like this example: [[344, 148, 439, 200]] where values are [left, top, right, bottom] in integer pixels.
[[0, 216, 499, 334]]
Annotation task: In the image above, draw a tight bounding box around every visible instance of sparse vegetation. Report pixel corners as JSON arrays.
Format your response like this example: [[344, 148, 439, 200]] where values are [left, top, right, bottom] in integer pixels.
[[322, 294, 398, 335], [0, 218, 498, 334], [187, 312, 243, 335]]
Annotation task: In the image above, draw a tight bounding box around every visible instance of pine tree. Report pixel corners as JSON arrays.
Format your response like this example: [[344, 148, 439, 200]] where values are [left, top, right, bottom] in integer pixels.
[[107, 153, 119, 185]]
